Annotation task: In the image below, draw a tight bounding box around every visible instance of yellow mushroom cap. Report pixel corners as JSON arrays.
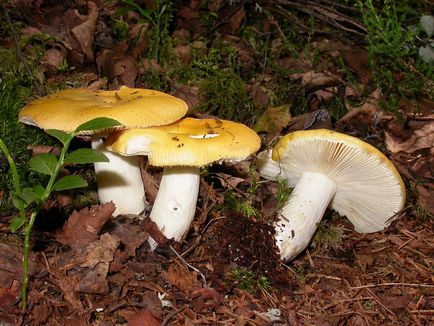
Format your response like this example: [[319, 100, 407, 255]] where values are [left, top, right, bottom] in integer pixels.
[[18, 86, 188, 133], [105, 117, 261, 167], [271, 129, 406, 233]]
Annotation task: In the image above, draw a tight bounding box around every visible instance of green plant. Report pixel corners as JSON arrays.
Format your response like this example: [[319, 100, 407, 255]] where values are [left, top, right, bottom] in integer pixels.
[[357, 0, 432, 102], [312, 220, 344, 253], [230, 267, 271, 293], [276, 177, 291, 213], [224, 190, 259, 218], [0, 117, 120, 311], [0, 49, 50, 213], [118, 0, 173, 62]]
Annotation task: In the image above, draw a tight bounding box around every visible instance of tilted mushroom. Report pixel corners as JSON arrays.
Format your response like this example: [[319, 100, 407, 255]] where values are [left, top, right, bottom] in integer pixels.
[[105, 117, 261, 245], [18, 86, 188, 215], [256, 129, 406, 261]]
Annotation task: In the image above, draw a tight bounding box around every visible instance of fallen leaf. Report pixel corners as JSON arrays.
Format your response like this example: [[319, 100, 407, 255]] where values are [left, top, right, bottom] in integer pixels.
[[43, 46, 66, 74], [126, 309, 161, 326], [385, 120, 434, 153], [286, 109, 332, 132], [63, 202, 116, 250], [75, 233, 120, 294], [110, 221, 147, 257], [0, 279, 20, 309], [336, 88, 382, 128], [80, 233, 120, 269], [26, 144, 61, 157], [254, 105, 292, 134], [166, 263, 202, 293], [112, 55, 138, 87], [289, 71, 341, 90], [32, 300, 48, 325], [173, 45, 191, 64], [175, 84, 202, 114], [71, 1, 99, 61], [378, 293, 410, 311], [190, 287, 223, 313]]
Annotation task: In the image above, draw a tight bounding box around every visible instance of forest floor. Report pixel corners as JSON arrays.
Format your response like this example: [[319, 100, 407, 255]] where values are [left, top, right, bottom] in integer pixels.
[[0, 1, 433, 325]]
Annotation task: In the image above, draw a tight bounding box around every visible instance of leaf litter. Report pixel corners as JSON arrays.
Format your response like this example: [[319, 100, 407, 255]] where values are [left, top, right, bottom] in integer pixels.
[[0, 1, 433, 325]]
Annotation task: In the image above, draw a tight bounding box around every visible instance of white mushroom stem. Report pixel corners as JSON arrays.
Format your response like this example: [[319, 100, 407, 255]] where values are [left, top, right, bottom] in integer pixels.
[[149, 166, 200, 246], [92, 139, 145, 215], [255, 150, 283, 180], [276, 171, 337, 261]]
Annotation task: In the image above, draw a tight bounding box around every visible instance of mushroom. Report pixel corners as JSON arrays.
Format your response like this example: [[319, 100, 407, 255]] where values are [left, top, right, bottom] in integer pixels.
[[105, 117, 261, 245], [256, 129, 406, 261], [18, 86, 188, 215]]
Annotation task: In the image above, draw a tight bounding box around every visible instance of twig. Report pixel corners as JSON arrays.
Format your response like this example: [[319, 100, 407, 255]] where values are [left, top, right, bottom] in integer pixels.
[[169, 245, 207, 286], [161, 306, 185, 326], [410, 309, 434, 314], [349, 282, 434, 290], [2, 5, 43, 96]]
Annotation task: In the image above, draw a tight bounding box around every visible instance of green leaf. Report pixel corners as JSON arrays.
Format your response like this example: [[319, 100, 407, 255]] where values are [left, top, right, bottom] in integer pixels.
[[33, 184, 45, 198], [65, 148, 109, 164], [75, 117, 121, 133], [52, 175, 88, 192], [11, 194, 25, 210], [46, 129, 71, 145], [19, 187, 38, 205], [29, 153, 58, 176], [10, 216, 26, 233]]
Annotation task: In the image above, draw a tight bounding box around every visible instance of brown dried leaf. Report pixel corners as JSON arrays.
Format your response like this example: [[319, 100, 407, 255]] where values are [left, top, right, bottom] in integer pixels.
[[378, 294, 410, 311], [75, 233, 120, 294], [174, 84, 201, 114], [385, 120, 434, 153], [112, 55, 138, 88], [166, 263, 201, 293], [173, 44, 191, 64], [126, 310, 161, 326], [110, 222, 146, 257], [71, 1, 99, 61], [63, 202, 115, 250], [43, 47, 66, 70], [286, 109, 332, 132], [0, 279, 20, 309], [26, 144, 61, 157], [80, 233, 120, 269], [190, 287, 223, 313], [289, 71, 341, 89]]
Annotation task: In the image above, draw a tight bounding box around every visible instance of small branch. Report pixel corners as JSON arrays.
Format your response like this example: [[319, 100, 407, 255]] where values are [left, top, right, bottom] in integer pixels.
[[349, 282, 434, 290], [2, 5, 44, 96]]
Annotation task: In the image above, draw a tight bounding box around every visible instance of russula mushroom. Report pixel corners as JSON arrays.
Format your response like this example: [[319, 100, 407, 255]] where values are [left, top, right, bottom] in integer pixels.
[[105, 117, 261, 245], [18, 86, 188, 215], [256, 129, 406, 261]]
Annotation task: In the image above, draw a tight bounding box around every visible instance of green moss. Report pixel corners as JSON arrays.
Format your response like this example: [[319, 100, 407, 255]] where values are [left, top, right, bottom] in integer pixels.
[[229, 267, 271, 293], [312, 220, 344, 253], [223, 190, 259, 219], [276, 177, 292, 213], [0, 49, 52, 214]]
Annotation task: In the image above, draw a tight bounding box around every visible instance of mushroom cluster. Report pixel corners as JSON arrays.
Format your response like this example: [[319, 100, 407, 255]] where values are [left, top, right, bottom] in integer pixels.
[[19, 87, 261, 248], [256, 129, 406, 261], [19, 86, 406, 261]]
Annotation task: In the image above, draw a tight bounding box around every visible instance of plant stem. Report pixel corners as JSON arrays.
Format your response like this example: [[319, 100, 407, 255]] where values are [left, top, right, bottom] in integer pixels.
[[20, 133, 74, 311], [0, 138, 22, 195], [21, 211, 37, 312]]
